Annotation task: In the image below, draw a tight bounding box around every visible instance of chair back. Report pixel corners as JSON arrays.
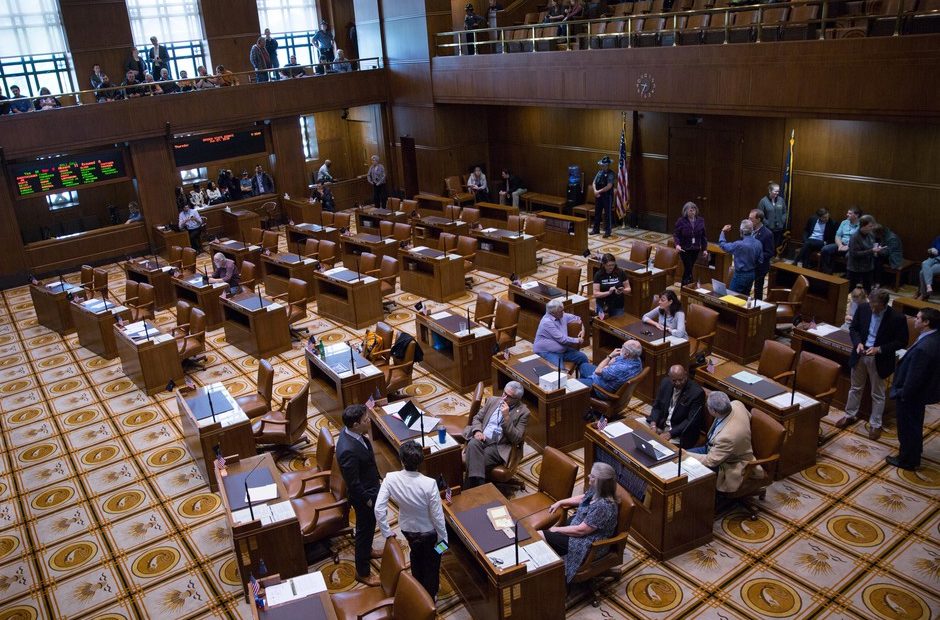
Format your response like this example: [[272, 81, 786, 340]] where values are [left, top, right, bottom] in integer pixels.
[[247, 227, 263, 245], [444, 176, 463, 197], [379, 535, 408, 597], [393, 222, 412, 242], [386, 197, 401, 211], [789, 275, 810, 304], [757, 340, 796, 383], [180, 247, 197, 272], [393, 572, 436, 620], [287, 278, 308, 324], [239, 261, 257, 289], [444, 205, 461, 221], [494, 299, 521, 348], [539, 447, 578, 500], [526, 216, 546, 239], [507, 215, 523, 232], [438, 232, 457, 252], [629, 240, 652, 264], [176, 300, 193, 329], [315, 429, 335, 472], [136, 283, 155, 320], [261, 230, 279, 253], [186, 308, 207, 354], [687, 303, 719, 340], [328, 456, 348, 502], [124, 280, 139, 304], [457, 235, 477, 260], [795, 351, 840, 399], [334, 212, 351, 230], [461, 207, 480, 226], [557, 265, 582, 294], [358, 252, 378, 275], [375, 322, 395, 361], [567, 320, 582, 338], [168, 245, 183, 265], [286, 384, 310, 442], [93, 268, 109, 297], [303, 238, 319, 258], [490, 441, 524, 482], [468, 381, 485, 422], [378, 256, 398, 296], [474, 292, 496, 327], [318, 241, 337, 267], [401, 199, 418, 214], [379, 220, 394, 238], [321, 212, 334, 227], [749, 408, 785, 480], [81, 265, 94, 289], [653, 246, 679, 275], [257, 359, 275, 406], [907, 316, 917, 348]]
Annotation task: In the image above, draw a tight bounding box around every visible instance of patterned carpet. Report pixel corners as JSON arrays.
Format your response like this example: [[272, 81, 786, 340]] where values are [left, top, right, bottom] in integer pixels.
[[0, 225, 937, 620]]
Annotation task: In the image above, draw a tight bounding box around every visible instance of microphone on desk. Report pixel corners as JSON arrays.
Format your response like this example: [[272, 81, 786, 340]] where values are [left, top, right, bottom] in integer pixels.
[[349, 346, 356, 372], [565, 276, 570, 302], [514, 518, 521, 567], [466, 306, 471, 331], [203, 266, 209, 285], [790, 355, 799, 407], [356, 255, 361, 280], [257, 283, 263, 308], [557, 354, 562, 387], [58, 271, 66, 290], [143, 320, 151, 342], [677, 445, 682, 477], [244, 456, 265, 521], [419, 405, 426, 447], [208, 386, 217, 423], [661, 309, 667, 344]]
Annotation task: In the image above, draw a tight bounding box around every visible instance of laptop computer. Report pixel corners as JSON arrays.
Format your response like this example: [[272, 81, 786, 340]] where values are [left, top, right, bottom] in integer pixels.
[[711, 278, 728, 296], [398, 401, 422, 429], [632, 433, 672, 461]]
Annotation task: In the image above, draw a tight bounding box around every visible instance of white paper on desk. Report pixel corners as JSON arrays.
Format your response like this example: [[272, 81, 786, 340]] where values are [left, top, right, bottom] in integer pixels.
[[665, 335, 688, 346], [447, 254, 461, 261], [430, 311, 450, 320], [212, 282, 226, 289], [264, 582, 296, 607], [565, 378, 588, 393], [520, 281, 539, 289], [755, 300, 774, 310], [649, 461, 680, 480], [411, 245, 428, 253], [232, 504, 273, 525], [248, 245, 261, 251], [808, 323, 841, 336], [481, 227, 497, 233], [569, 294, 586, 303], [695, 288, 711, 294], [602, 421, 632, 438], [266, 302, 283, 312], [151, 334, 173, 344], [429, 432, 459, 452], [245, 483, 277, 504], [161, 266, 174, 272], [731, 371, 762, 385], [383, 400, 407, 414], [471, 326, 493, 337], [487, 544, 523, 568], [519, 354, 541, 362], [124, 320, 146, 332], [224, 239, 239, 246], [524, 540, 561, 568], [648, 267, 663, 274], [302, 258, 316, 265], [293, 571, 327, 596], [408, 415, 440, 432], [324, 343, 350, 356], [766, 392, 818, 410], [362, 276, 378, 283], [360, 365, 382, 377], [384, 238, 396, 244], [109, 306, 128, 315], [269, 500, 296, 523]]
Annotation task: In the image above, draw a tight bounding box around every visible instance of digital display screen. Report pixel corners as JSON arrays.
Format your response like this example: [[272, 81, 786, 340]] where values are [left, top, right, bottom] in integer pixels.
[[11, 149, 127, 198], [172, 129, 266, 167]]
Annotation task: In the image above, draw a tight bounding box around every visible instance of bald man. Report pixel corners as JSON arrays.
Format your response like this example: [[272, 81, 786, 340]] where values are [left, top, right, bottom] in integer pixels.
[[647, 365, 706, 448]]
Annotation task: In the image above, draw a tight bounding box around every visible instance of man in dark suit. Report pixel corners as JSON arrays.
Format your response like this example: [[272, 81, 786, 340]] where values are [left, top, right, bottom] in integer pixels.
[[336, 404, 382, 586], [250, 165, 274, 196], [887, 308, 940, 470], [749, 209, 775, 301], [462, 381, 529, 488], [835, 288, 908, 440], [148, 36, 171, 77], [794, 208, 837, 267], [648, 365, 706, 449]]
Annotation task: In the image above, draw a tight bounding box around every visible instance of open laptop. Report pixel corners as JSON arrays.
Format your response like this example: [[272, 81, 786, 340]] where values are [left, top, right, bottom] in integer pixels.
[[632, 433, 672, 461], [398, 401, 422, 428], [711, 278, 728, 296]]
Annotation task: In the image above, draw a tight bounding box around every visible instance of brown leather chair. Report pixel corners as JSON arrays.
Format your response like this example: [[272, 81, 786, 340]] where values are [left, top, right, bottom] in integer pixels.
[[569, 486, 636, 606], [493, 299, 521, 351], [508, 447, 578, 530], [331, 536, 408, 620], [386, 197, 401, 212], [487, 440, 525, 492], [757, 340, 796, 386], [444, 175, 474, 206], [385, 340, 415, 395], [474, 292, 497, 328], [507, 214, 523, 233], [80, 264, 95, 294], [289, 455, 352, 559], [456, 235, 478, 283], [252, 383, 311, 450], [261, 230, 279, 254], [341, 572, 435, 620], [653, 246, 680, 284], [317, 240, 338, 268], [769, 275, 809, 325], [179, 247, 197, 274], [83, 266, 108, 300], [906, 315, 917, 348], [525, 217, 546, 258], [590, 366, 650, 420], [302, 238, 320, 259], [247, 227, 264, 245], [235, 358, 274, 419], [444, 204, 461, 222], [794, 351, 840, 420], [393, 222, 413, 243], [321, 212, 335, 227], [126, 281, 155, 322], [629, 240, 652, 265], [686, 304, 719, 361], [438, 232, 457, 253], [334, 212, 352, 230], [176, 307, 206, 369], [461, 206, 480, 227], [370, 322, 395, 367], [280, 430, 336, 497], [167, 245, 183, 269], [377, 256, 398, 300], [273, 277, 309, 340], [725, 408, 785, 519], [172, 300, 193, 337], [557, 265, 582, 295], [439, 381, 484, 440], [239, 260, 258, 290], [378, 220, 395, 238], [353, 252, 376, 277]]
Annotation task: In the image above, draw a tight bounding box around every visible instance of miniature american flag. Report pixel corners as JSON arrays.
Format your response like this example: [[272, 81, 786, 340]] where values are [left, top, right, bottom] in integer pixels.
[[366, 394, 375, 411], [597, 416, 608, 431], [249, 574, 260, 597], [214, 450, 226, 470], [445, 484, 452, 503]]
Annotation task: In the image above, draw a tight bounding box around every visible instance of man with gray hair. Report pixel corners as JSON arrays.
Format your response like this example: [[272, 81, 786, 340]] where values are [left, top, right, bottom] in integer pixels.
[[688, 391, 762, 493], [579, 339, 643, 400], [462, 381, 529, 488], [533, 298, 595, 377], [719, 219, 763, 295], [208, 252, 237, 287]]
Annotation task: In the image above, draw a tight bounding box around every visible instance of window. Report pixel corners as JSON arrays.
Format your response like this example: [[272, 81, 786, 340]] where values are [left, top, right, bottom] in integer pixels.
[[125, 0, 209, 78], [0, 0, 75, 96], [179, 167, 208, 184], [257, 1, 320, 68], [46, 190, 78, 211], [300, 115, 318, 160]]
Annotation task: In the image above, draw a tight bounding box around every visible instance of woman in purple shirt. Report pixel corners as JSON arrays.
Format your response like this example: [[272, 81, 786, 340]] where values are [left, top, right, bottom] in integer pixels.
[[674, 201, 708, 286]]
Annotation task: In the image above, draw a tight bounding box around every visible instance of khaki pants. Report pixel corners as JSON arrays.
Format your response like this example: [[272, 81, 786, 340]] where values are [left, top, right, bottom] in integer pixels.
[[845, 355, 886, 428]]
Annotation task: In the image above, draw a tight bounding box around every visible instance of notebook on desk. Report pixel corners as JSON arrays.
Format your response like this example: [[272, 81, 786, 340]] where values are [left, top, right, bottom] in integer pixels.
[[188, 391, 234, 420], [711, 279, 728, 296], [455, 501, 532, 554]]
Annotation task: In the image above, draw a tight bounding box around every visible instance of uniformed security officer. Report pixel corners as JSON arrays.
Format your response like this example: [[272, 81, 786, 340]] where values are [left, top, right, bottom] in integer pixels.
[[464, 4, 485, 55], [592, 155, 616, 238], [313, 20, 335, 75]]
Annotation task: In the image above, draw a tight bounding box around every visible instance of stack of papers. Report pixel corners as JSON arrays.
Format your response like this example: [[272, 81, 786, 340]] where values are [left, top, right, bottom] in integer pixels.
[[665, 335, 688, 346], [565, 378, 588, 393], [471, 326, 492, 338], [265, 572, 327, 607], [244, 483, 277, 504], [808, 323, 841, 336], [602, 421, 632, 438], [650, 457, 713, 481], [488, 540, 561, 570], [231, 499, 294, 526], [430, 311, 451, 320], [486, 505, 513, 531], [695, 287, 711, 294], [518, 354, 540, 362], [731, 371, 763, 384], [520, 281, 539, 289], [266, 302, 283, 312], [766, 392, 818, 410], [428, 432, 459, 452]]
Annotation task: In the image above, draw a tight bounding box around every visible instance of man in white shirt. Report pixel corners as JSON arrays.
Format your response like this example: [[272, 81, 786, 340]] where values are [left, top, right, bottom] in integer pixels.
[[317, 159, 334, 183], [374, 440, 447, 600], [467, 166, 488, 202]]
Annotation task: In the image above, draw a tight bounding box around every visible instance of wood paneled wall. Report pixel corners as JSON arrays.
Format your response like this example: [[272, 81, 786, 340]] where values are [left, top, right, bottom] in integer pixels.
[[200, 0, 262, 74], [59, 0, 135, 104], [13, 181, 139, 242]]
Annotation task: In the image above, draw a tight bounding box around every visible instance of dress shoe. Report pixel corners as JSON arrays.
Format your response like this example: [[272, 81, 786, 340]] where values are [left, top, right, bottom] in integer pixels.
[[602, 233, 611, 239], [868, 426, 882, 441], [356, 573, 381, 587], [370, 547, 383, 559], [834, 416, 856, 429], [885, 455, 916, 471]]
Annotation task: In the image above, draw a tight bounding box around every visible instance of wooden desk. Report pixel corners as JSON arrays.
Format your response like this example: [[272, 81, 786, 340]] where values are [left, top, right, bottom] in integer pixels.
[[769, 262, 848, 326], [30, 281, 83, 333], [282, 197, 322, 226], [415, 193, 455, 218], [507, 281, 591, 343], [261, 252, 318, 298], [177, 384, 256, 493], [473, 228, 537, 278], [443, 484, 567, 620], [412, 215, 471, 245], [173, 274, 226, 330], [474, 202, 519, 229], [114, 320, 184, 395], [354, 206, 409, 236], [536, 211, 588, 254], [891, 295, 940, 317], [254, 580, 336, 620], [697, 360, 823, 478], [587, 256, 669, 318], [692, 242, 733, 286], [592, 313, 690, 404], [218, 454, 307, 600], [370, 400, 464, 486], [414, 310, 496, 393], [680, 284, 778, 364], [311, 267, 383, 329], [286, 223, 341, 254], [208, 239, 263, 269], [492, 353, 591, 453], [521, 192, 566, 214], [223, 208, 262, 241], [399, 246, 466, 303], [584, 422, 715, 560], [124, 257, 176, 310], [70, 298, 132, 359], [339, 232, 400, 268], [305, 345, 385, 429], [152, 225, 190, 256], [220, 292, 291, 358]]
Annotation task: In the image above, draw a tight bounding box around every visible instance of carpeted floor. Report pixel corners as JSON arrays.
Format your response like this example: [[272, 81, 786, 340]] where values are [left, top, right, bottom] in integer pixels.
[[0, 226, 936, 619]]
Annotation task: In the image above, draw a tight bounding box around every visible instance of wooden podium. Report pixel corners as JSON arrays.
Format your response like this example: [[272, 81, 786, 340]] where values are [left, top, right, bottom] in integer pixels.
[[473, 228, 537, 277], [305, 345, 385, 428], [261, 252, 318, 298], [399, 246, 466, 302], [507, 281, 591, 343], [71, 298, 132, 359], [587, 255, 669, 318], [114, 321, 184, 395], [222, 208, 261, 241], [311, 267, 383, 329], [339, 232, 400, 268], [414, 310, 496, 393], [536, 211, 588, 254], [30, 281, 83, 333], [124, 257, 176, 310], [680, 283, 777, 364], [286, 223, 341, 254], [220, 291, 291, 358], [173, 275, 226, 330]]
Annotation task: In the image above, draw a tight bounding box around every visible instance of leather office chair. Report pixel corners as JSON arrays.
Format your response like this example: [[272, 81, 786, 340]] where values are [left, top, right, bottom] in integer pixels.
[[794, 351, 840, 419], [378, 220, 394, 238], [289, 455, 352, 561], [385, 340, 416, 396], [474, 292, 497, 328], [590, 366, 649, 420], [386, 197, 401, 211], [507, 214, 523, 233], [252, 383, 311, 451], [167, 245, 183, 269], [444, 175, 474, 206], [629, 240, 652, 265], [757, 340, 796, 386], [330, 536, 408, 620], [371, 322, 395, 366], [400, 199, 418, 216], [906, 315, 917, 348], [456, 235, 478, 286], [461, 207, 480, 227], [487, 440, 525, 492], [357, 252, 378, 277], [176, 308, 207, 370], [172, 300, 193, 337], [724, 408, 785, 519], [179, 247, 197, 274], [92, 268, 109, 301], [393, 222, 412, 243], [317, 241, 338, 269], [569, 486, 636, 606], [274, 277, 309, 340], [769, 275, 809, 325], [321, 212, 335, 227], [280, 429, 336, 497], [235, 358, 274, 419], [125, 281, 155, 322], [377, 256, 399, 304], [239, 260, 258, 290], [247, 227, 263, 245], [444, 204, 461, 221], [438, 232, 457, 253], [80, 265, 95, 295], [439, 381, 484, 440], [261, 230, 279, 254], [508, 447, 578, 530], [302, 238, 320, 259], [525, 217, 546, 262], [686, 304, 719, 362], [334, 212, 351, 230], [653, 246, 680, 285], [342, 572, 436, 620], [557, 265, 582, 295], [493, 299, 521, 351]]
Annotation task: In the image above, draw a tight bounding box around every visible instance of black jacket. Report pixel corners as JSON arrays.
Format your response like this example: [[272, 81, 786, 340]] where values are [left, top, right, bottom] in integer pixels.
[[648, 377, 706, 449], [336, 429, 381, 506], [890, 330, 940, 404], [848, 304, 909, 379], [803, 216, 837, 245]]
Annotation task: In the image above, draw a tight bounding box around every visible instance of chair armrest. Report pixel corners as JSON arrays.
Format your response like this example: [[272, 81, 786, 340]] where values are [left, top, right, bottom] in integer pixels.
[[256, 417, 288, 433], [356, 597, 395, 620], [580, 531, 628, 566], [271, 292, 289, 300], [293, 471, 332, 498], [460, 252, 476, 262], [305, 498, 348, 534], [592, 383, 618, 401], [771, 370, 795, 382], [494, 323, 518, 335], [378, 274, 397, 284], [475, 312, 495, 324], [813, 387, 837, 401], [775, 300, 802, 309], [365, 268, 381, 277], [387, 360, 413, 373], [171, 323, 190, 336], [371, 347, 391, 360]]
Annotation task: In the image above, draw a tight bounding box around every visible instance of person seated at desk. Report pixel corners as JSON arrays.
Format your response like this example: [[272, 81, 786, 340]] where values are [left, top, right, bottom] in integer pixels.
[[374, 440, 447, 601], [543, 462, 619, 584], [642, 290, 686, 338], [533, 299, 595, 377], [592, 253, 629, 318], [125, 201, 143, 224], [719, 219, 762, 296], [579, 339, 643, 397], [208, 253, 238, 286], [688, 391, 763, 494], [462, 381, 529, 489], [317, 160, 335, 184], [648, 364, 706, 448], [178, 204, 205, 252]]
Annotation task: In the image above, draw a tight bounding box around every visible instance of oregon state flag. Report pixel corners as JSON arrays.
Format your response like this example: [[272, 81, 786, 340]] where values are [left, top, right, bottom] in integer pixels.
[[778, 129, 795, 256]]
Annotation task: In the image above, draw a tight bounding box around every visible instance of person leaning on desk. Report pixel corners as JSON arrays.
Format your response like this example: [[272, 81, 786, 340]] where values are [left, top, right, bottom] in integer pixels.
[[687, 391, 763, 494]]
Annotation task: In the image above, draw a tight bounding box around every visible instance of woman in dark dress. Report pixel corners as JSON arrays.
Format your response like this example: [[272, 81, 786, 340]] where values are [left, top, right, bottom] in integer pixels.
[[674, 201, 708, 286]]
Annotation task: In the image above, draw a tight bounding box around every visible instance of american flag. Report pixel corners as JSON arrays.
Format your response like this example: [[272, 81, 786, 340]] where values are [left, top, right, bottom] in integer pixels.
[[613, 112, 630, 222], [597, 416, 608, 431], [214, 446, 226, 470], [366, 394, 375, 411], [445, 484, 452, 503], [249, 573, 260, 597]]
